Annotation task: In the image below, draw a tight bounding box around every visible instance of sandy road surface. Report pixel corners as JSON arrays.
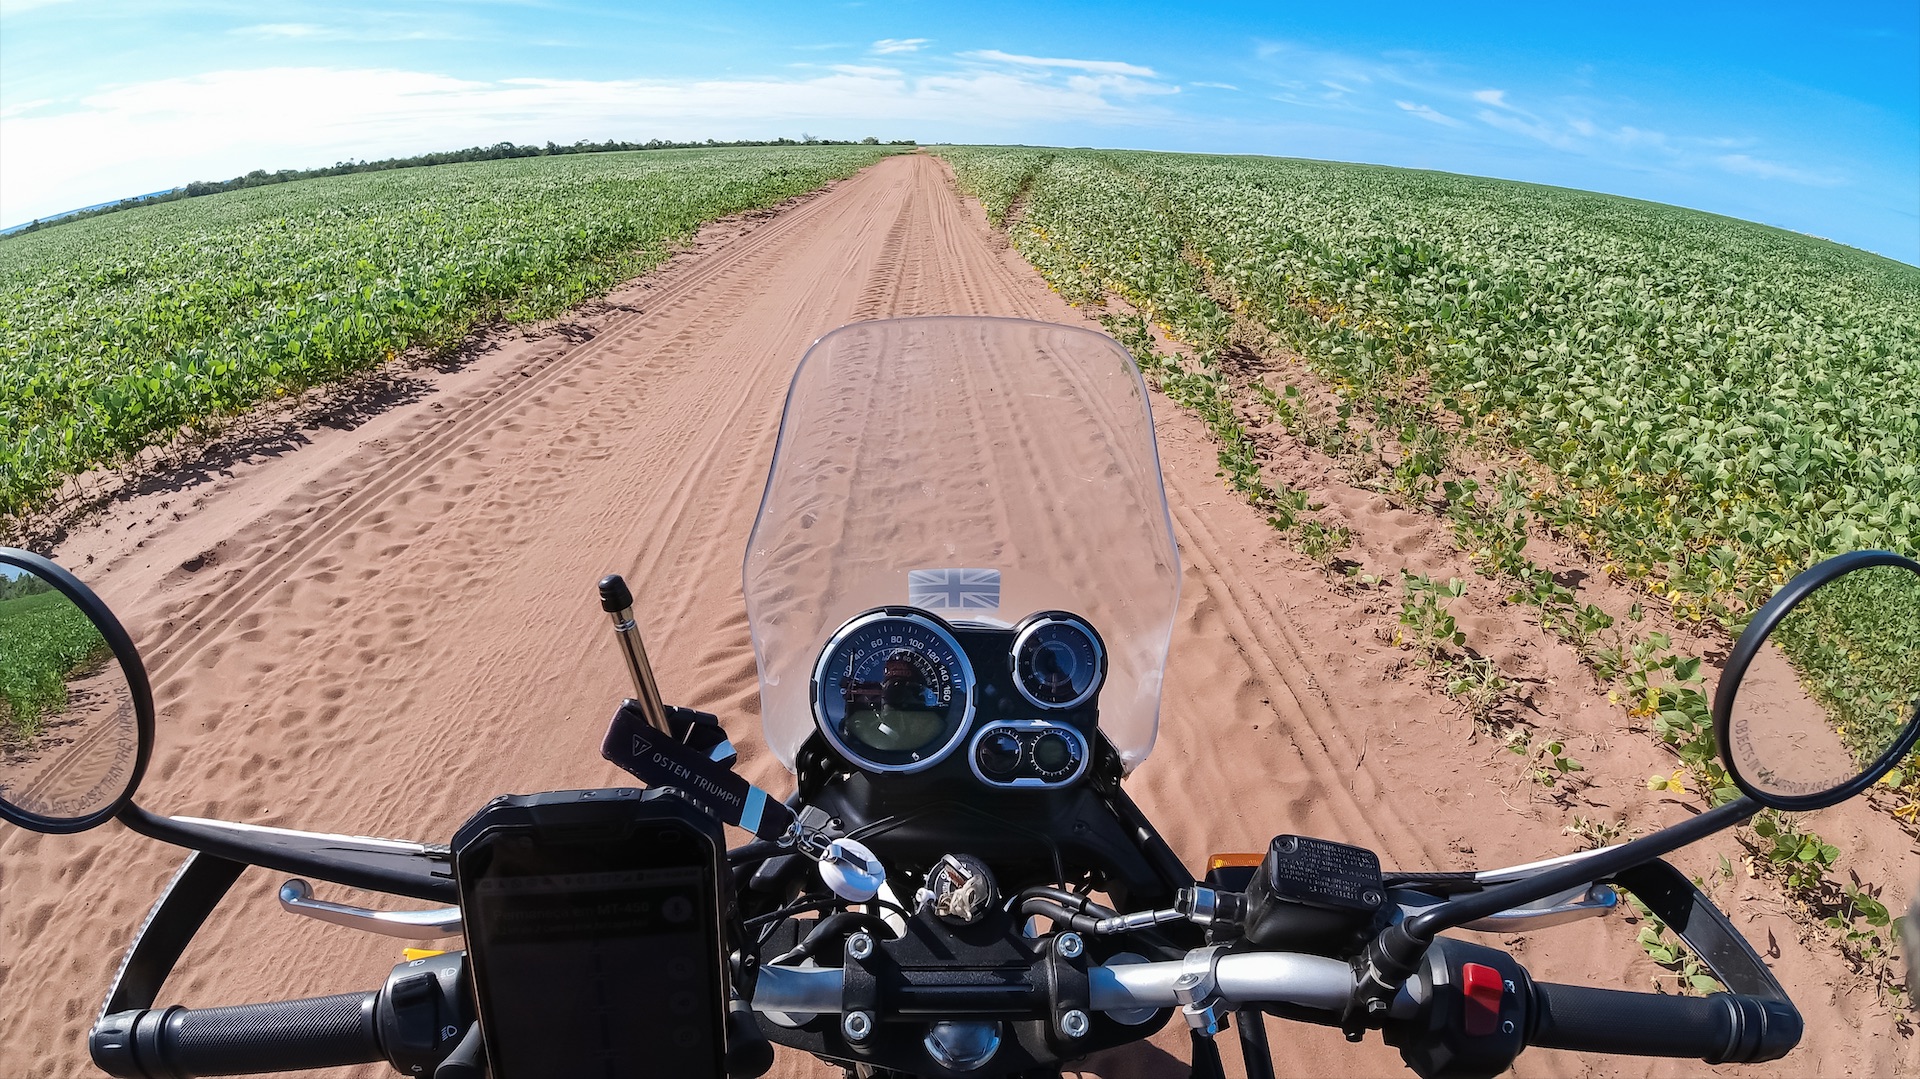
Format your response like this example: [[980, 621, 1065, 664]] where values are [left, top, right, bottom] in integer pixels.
[[3, 154, 1912, 1078]]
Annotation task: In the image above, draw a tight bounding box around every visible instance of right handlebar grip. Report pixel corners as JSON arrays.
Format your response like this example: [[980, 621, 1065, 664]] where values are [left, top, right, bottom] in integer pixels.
[[91, 992, 383, 1078], [1528, 982, 1801, 1064]]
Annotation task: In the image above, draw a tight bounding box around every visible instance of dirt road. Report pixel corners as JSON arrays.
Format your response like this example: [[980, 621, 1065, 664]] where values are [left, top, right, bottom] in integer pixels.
[[3, 154, 1911, 1078]]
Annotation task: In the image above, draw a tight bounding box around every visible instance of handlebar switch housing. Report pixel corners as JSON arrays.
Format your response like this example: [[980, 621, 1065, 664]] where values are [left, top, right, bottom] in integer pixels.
[[1384, 938, 1531, 1079], [377, 950, 470, 1076]]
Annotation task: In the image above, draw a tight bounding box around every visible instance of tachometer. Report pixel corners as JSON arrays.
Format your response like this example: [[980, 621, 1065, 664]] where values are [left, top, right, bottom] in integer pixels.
[[1010, 612, 1105, 710], [813, 609, 976, 773]]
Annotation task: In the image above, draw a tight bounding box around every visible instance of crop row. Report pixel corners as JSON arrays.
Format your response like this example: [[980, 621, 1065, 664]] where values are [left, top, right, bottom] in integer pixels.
[[937, 147, 1920, 625], [0, 145, 894, 520]]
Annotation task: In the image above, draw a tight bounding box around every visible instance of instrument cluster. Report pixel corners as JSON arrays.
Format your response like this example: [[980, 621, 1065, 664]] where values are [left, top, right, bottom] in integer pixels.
[[811, 608, 1105, 788]]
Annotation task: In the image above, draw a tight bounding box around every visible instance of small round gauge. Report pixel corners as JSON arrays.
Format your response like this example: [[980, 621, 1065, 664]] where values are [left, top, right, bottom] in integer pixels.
[[1030, 730, 1080, 780], [976, 730, 1023, 778], [813, 609, 975, 773], [1010, 612, 1106, 710]]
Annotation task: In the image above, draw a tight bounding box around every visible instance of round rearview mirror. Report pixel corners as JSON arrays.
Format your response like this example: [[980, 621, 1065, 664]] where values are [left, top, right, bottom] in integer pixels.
[[1715, 550, 1920, 812], [0, 549, 153, 833]]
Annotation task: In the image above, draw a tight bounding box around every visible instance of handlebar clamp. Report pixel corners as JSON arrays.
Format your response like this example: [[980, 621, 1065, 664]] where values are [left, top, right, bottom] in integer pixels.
[[1171, 945, 1231, 1037]]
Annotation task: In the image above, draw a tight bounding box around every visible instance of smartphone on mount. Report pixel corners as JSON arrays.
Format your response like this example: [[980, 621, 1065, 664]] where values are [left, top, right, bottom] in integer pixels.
[[452, 789, 729, 1079]]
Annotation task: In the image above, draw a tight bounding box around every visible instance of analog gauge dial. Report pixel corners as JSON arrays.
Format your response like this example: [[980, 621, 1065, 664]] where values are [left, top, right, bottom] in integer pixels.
[[813, 609, 975, 773], [1011, 612, 1106, 710], [1030, 730, 1081, 781]]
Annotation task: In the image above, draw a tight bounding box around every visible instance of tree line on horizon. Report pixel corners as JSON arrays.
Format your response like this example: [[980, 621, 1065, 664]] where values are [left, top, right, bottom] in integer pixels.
[[6, 135, 918, 238]]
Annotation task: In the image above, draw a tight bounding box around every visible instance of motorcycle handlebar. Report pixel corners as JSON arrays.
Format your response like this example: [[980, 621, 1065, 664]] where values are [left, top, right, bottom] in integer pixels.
[[83, 954, 1801, 1077], [91, 993, 384, 1079]]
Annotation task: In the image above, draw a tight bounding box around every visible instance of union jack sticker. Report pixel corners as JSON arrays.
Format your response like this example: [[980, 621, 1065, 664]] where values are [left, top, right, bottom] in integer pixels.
[[908, 568, 1002, 611]]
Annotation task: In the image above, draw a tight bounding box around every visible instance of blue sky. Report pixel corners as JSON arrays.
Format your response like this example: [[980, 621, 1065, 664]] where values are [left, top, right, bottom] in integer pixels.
[[3, 1, 1916, 263]]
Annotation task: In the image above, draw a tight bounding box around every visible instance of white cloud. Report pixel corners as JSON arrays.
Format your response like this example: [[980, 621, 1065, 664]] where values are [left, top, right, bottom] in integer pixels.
[[229, 20, 458, 43], [0, 65, 1169, 225], [961, 50, 1156, 78], [1475, 108, 1577, 149], [0, 0, 76, 12], [830, 65, 902, 78], [234, 23, 325, 38], [1321, 81, 1354, 94], [1396, 100, 1464, 128], [870, 38, 928, 54], [1471, 88, 1512, 109], [1715, 154, 1845, 187], [1192, 81, 1239, 91]]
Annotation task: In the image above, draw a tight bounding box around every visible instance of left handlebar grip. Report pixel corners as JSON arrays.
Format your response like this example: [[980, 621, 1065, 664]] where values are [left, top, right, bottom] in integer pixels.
[[91, 992, 383, 1078]]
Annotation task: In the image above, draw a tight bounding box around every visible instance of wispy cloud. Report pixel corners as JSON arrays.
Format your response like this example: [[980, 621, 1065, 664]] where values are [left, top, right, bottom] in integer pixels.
[[0, 0, 76, 13], [830, 64, 901, 78], [961, 50, 1155, 78], [870, 38, 927, 54], [1471, 88, 1514, 110], [234, 23, 327, 38], [231, 20, 459, 43], [1396, 100, 1464, 128], [1475, 108, 1577, 149], [1715, 153, 1845, 187], [1192, 81, 1239, 91]]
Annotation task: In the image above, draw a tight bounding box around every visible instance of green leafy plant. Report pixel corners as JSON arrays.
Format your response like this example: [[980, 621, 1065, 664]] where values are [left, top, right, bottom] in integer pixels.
[[1396, 572, 1468, 664], [1297, 520, 1353, 566]]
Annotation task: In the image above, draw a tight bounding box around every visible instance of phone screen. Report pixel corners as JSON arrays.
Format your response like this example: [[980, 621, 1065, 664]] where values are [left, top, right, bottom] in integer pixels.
[[463, 833, 726, 1078]]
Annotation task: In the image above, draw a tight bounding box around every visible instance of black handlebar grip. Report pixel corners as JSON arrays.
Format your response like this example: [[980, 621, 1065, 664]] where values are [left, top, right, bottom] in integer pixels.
[[91, 992, 383, 1078], [1528, 982, 1801, 1063], [600, 573, 634, 613]]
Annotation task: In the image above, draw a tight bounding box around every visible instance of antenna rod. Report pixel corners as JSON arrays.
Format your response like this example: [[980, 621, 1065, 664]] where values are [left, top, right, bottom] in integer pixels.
[[599, 574, 672, 736]]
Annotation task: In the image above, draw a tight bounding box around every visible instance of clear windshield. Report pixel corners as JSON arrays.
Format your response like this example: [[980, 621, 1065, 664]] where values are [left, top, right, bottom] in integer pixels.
[[744, 317, 1181, 774]]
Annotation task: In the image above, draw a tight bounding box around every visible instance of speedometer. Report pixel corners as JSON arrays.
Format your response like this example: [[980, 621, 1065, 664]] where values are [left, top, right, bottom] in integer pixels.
[[813, 609, 976, 773]]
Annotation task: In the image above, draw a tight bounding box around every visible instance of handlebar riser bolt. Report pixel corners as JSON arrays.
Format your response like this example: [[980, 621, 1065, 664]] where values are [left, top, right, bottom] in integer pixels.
[[1057, 933, 1084, 959], [847, 932, 875, 960], [1360, 889, 1384, 908], [844, 1010, 874, 1043], [1062, 1009, 1090, 1038]]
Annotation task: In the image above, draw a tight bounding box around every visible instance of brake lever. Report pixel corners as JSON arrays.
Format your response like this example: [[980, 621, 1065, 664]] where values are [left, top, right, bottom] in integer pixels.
[[1391, 882, 1618, 933]]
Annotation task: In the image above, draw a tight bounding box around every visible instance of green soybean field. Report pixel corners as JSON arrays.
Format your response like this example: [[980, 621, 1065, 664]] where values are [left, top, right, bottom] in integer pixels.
[[0, 578, 109, 743], [938, 147, 1920, 623], [0, 144, 893, 521]]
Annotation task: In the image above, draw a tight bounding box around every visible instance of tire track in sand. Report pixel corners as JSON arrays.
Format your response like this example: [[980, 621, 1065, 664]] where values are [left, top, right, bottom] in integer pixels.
[[135, 178, 860, 686]]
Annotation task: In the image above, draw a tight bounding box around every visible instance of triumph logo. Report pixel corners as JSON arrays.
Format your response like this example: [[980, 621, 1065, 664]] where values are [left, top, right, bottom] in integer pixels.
[[633, 735, 652, 757]]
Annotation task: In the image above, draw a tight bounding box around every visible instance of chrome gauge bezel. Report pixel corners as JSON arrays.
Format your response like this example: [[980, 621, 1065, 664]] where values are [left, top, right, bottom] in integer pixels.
[[812, 608, 977, 775], [1009, 611, 1106, 711], [967, 720, 1090, 788]]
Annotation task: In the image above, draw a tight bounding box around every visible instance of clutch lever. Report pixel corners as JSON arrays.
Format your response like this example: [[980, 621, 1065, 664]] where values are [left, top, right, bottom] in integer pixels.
[[278, 878, 464, 939]]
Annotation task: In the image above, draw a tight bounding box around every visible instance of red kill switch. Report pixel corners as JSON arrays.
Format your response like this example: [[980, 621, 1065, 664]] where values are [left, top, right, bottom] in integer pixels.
[[1460, 962, 1506, 1037]]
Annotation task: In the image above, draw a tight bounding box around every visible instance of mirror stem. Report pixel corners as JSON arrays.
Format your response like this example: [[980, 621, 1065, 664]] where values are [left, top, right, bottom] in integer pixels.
[[599, 575, 671, 736]]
